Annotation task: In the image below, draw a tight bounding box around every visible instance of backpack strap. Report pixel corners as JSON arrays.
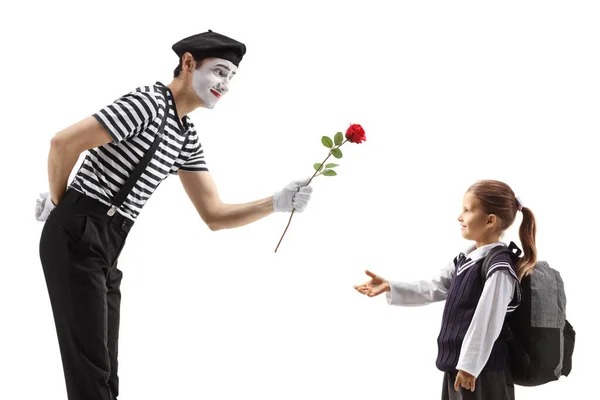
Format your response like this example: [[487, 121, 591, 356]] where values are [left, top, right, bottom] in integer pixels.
[[107, 87, 170, 216], [480, 241, 522, 282]]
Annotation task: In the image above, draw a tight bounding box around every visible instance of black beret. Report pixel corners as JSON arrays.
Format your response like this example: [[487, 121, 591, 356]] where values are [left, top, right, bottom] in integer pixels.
[[172, 30, 246, 67]]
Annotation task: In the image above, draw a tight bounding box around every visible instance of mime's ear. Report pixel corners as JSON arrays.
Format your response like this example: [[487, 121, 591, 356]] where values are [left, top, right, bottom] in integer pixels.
[[182, 52, 196, 73]]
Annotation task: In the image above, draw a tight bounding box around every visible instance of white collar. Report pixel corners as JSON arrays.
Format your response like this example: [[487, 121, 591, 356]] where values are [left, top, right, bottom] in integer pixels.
[[455, 241, 506, 274]]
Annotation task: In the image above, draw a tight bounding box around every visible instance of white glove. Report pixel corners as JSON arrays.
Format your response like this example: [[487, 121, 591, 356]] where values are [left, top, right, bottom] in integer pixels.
[[273, 178, 313, 213], [35, 192, 56, 222]]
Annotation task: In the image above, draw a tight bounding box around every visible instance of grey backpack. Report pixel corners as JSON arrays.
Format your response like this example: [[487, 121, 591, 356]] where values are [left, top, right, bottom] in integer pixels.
[[482, 242, 575, 386]]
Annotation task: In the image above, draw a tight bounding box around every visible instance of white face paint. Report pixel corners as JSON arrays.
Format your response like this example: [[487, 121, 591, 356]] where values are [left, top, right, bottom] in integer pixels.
[[191, 58, 237, 109]]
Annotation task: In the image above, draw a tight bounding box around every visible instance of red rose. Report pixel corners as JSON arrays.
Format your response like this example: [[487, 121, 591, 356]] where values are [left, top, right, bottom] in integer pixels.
[[345, 124, 366, 144]]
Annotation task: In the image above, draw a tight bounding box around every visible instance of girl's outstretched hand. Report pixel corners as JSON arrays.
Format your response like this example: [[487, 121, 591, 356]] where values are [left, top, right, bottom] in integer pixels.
[[353, 270, 390, 297]]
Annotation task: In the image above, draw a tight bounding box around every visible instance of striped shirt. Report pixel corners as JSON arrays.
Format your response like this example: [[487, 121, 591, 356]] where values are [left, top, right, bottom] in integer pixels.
[[70, 82, 208, 220]]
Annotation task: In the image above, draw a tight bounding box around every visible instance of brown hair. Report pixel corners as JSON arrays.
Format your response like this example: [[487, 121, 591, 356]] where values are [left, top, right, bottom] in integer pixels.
[[468, 180, 537, 280]]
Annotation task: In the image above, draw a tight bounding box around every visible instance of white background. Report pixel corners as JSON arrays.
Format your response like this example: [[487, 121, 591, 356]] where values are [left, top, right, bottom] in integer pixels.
[[1, 0, 598, 399]]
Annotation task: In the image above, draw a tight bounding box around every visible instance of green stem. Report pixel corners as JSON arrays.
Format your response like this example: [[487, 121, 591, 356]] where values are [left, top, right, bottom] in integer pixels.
[[275, 139, 348, 253], [307, 139, 347, 185]]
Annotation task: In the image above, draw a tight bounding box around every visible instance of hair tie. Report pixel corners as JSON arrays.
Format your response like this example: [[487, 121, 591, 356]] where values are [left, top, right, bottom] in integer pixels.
[[516, 196, 524, 212]]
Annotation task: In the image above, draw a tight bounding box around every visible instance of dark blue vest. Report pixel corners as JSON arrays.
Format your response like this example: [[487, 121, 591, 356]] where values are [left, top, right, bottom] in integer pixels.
[[435, 252, 517, 373]]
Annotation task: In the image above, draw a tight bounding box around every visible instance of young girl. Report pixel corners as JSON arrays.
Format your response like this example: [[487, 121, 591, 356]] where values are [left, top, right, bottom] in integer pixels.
[[354, 180, 537, 400]]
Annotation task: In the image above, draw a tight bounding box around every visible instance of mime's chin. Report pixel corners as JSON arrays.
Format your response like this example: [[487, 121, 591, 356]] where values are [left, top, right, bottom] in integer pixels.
[[199, 99, 217, 109]]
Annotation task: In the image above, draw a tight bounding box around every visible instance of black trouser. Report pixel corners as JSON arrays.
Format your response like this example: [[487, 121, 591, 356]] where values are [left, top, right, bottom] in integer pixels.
[[39, 188, 134, 400]]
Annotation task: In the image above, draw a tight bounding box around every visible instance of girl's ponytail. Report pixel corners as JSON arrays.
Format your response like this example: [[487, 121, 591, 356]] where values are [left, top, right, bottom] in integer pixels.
[[517, 206, 537, 280]]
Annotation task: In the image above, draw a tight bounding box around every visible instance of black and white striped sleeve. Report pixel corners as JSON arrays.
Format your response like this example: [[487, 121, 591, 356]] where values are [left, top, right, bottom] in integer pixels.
[[93, 90, 159, 144], [178, 136, 209, 173]]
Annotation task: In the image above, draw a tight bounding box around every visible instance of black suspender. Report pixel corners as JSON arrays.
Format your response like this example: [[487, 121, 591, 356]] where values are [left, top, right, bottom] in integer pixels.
[[107, 87, 170, 216]]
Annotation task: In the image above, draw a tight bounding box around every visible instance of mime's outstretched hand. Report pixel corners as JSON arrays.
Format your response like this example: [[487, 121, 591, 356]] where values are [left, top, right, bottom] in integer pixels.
[[273, 178, 313, 213]]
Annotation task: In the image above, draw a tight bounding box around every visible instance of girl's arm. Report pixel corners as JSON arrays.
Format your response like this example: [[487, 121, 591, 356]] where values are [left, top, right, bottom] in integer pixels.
[[455, 270, 516, 377], [385, 260, 456, 306]]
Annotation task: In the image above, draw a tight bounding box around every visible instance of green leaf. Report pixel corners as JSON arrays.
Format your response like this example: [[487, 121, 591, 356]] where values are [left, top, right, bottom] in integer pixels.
[[323, 169, 337, 176], [321, 136, 333, 148], [325, 163, 339, 168], [313, 163, 324, 172], [334, 132, 344, 146], [331, 148, 343, 159]]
